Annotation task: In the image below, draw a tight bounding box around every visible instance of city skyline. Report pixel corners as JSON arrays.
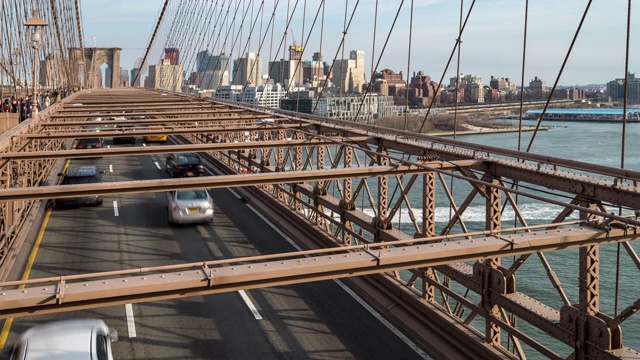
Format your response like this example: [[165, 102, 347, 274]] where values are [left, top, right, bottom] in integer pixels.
[[80, 0, 638, 86]]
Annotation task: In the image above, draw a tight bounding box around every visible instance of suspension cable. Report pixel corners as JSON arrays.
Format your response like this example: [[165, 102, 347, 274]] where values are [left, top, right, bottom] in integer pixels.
[[133, 0, 170, 87], [416, 0, 476, 134], [525, 0, 593, 153]]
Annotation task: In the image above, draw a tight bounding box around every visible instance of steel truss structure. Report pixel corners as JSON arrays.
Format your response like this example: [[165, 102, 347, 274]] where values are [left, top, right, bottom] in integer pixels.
[[2, 89, 640, 359]]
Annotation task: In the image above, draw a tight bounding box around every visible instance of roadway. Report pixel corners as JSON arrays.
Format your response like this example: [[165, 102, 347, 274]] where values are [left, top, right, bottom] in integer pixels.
[[0, 136, 430, 359]]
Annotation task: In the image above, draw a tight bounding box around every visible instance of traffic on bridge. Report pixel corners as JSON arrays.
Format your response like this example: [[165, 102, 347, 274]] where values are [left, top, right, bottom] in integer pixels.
[[1, 1, 640, 360]]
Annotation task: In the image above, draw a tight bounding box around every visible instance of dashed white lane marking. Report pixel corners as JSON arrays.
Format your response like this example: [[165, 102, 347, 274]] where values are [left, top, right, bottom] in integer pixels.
[[125, 304, 137, 338], [109, 164, 113, 173], [245, 203, 430, 359], [107, 145, 110, 149], [238, 290, 263, 320], [142, 143, 147, 147], [113, 201, 119, 216], [154, 161, 161, 170]]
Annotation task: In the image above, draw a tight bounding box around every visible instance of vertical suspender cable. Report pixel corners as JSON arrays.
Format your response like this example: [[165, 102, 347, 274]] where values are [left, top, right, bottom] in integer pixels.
[[417, 0, 476, 134], [449, 0, 464, 222], [453, 0, 463, 140], [403, 0, 412, 131], [512, 0, 528, 229], [615, 0, 632, 318], [313, 0, 324, 115], [353, 1, 404, 122], [517, 0, 528, 152], [339, 0, 348, 98], [370, 0, 377, 110], [525, 0, 592, 153]]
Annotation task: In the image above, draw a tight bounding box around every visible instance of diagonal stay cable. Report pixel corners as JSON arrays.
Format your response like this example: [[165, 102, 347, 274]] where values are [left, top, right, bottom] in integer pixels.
[[352, 0, 404, 123], [525, 0, 592, 153], [133, 0, 170, 87], [417, 0, 476, 134], [311, 0, 360, 115]]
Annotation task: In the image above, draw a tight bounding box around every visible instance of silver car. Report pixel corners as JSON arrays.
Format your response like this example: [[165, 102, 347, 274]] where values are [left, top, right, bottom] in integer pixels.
[[9, 319, 117, 360], [167, 189, 214, 225]]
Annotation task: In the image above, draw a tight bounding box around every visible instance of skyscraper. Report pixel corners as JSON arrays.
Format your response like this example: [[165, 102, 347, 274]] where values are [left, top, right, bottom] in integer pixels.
[[232, 52, 262, 86], [148, 59, 183, 92], [331, 50, 366, 94], [164, 48, 180, 66]]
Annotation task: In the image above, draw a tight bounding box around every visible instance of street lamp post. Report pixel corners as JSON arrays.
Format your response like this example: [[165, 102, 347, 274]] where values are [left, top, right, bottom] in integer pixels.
[[24, 9, 48, 119]]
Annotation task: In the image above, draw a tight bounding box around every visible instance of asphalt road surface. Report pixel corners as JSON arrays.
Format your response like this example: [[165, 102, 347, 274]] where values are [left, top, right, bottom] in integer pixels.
[[0, 137, 431, 360]]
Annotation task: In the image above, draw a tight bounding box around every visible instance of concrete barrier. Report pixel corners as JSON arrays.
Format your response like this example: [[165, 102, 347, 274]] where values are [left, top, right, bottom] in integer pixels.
[[0, 113, 19, 134]]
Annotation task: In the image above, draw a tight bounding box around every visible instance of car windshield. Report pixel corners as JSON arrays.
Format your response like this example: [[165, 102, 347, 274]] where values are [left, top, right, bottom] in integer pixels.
[[176, 190, 208, 200], [78, 138, 101, 144], [64, 176, 98, 185], [176, 155, 201, 165]]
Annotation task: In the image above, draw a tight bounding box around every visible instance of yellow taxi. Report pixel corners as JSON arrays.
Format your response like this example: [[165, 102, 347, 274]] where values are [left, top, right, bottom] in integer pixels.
[[144, 125, 167, 143]]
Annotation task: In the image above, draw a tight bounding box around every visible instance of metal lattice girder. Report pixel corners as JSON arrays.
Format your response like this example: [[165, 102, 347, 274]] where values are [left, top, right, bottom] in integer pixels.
[[420, 172, 436, 237], [0, 162, 480, 201], [0, 138, 370, 160], [19, 123, 311, 140], [45, 116, 289, 126], [0, 226, 632, 320], [46, 109, 251, 118]]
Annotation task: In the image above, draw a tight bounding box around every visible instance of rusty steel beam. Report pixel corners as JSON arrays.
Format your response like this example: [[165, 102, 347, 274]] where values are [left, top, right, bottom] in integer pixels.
[[41, 115, 281, 126], [0, 162, 479, 201], [0, 137, 371, 160], [17, 123, 312, 139], [47, 109, 253, 118], [333, 124, 640, 182], [0, 226, 632, 319]]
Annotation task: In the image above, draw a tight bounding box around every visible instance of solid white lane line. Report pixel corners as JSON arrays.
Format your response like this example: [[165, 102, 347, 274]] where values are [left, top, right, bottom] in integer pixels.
[[113, 201, 119, 217], [238, 290, 263, 320], [125, 304, 137, 338], [154, 161, 162, 170], [246, 204, 430, 358], [204, 168, 241, 199], [229, 189, 241, 199], [246, 204, 301, 251], [109, 164, 113, 173], [332, 279, 431, 359]]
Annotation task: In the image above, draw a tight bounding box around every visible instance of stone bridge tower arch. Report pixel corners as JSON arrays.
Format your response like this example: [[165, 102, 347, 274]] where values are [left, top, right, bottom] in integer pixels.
[[69, 47, 121, 88]]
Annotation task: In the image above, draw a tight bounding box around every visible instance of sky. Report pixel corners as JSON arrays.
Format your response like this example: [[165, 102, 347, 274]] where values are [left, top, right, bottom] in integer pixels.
[[79, 0, 639, 87]]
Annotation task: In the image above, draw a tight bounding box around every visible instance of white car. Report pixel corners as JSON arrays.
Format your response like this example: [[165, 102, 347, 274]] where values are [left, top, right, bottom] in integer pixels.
[[9, 319, 118, 360], [167, 189, 214, 225]]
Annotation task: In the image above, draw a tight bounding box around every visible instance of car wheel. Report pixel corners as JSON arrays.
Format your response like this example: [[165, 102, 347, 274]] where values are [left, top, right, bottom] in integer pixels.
[[96, 198, 103, 206]]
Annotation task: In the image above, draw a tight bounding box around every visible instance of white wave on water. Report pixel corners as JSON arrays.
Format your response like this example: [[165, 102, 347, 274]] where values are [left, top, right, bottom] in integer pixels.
[[322, 203, 582, 224], [316, 201, 633, 225]]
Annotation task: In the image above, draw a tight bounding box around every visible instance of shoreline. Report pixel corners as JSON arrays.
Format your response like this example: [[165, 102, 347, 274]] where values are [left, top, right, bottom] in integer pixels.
[[432, 126, 548, 137]]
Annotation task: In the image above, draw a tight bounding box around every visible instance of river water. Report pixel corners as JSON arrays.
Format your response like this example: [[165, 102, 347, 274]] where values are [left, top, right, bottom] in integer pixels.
[[444, 121, 640, 357], [308, 120, 639, 357]]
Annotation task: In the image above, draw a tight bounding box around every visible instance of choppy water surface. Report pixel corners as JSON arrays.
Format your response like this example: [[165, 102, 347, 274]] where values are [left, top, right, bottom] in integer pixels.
[[444, 122, 640, 357]]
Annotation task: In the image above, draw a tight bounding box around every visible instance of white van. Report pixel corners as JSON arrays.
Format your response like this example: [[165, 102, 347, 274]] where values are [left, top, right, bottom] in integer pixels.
[[10, 319, 118, 360]]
